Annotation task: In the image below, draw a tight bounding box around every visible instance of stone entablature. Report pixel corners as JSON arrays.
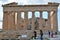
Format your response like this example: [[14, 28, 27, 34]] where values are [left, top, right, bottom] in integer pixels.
[[2, 2, 59, 12]]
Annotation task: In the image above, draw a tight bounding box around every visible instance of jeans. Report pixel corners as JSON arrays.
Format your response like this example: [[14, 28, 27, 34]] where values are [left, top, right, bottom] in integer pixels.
[[40, 35, 43, 40]]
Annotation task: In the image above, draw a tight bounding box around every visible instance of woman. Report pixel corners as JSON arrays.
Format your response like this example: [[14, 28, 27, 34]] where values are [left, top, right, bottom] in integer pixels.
[[34, 31, 37, 39]]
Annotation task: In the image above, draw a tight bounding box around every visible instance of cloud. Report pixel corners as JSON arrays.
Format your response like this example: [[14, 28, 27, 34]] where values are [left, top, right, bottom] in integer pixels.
[[0, 0, 60, 5], [0, 11, 3, 21], [18, 0, 29, 5], [8, 0, 18, 3], [0, 0, 18, 5], [2, 0, 8, 2], [39, 0, 50, 4], [49, 0, 60, 3], [58, 5, 60, 9], [0, 0, 29, 5], [28, 0, 49, 4], [0, 1, 3, 6]]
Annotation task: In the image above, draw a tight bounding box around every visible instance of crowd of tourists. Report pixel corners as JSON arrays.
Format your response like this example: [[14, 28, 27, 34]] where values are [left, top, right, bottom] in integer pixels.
[[31, 30, 57, 40]]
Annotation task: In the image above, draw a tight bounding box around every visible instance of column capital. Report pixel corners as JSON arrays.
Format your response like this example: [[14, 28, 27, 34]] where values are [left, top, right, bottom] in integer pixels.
[[23, 11, 28, 12], [47, 11, 51, 13], [24, 11, 28, 17], [53, 11, 57, 13], [4, 11, 10, 13], [40, 11, 43, 13], [32, 11, 35, 13], [4, 11, 8, 13], [47, 11, 50, 15], [17, 11, 21, 13], [24, 11, 28, 14]]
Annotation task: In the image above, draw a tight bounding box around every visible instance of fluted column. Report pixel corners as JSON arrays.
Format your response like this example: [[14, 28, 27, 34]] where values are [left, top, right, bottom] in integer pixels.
[[32, 11, 35, 30], [8, 12, 16, 30], [53, 11, 58, 32], [8, 12, 11, 30], [40, 11, 42, 18], [17, 11, 22, 30], [12, 12, 16, 30], [3, 11, 9, 31], [48, 11, 51, 31], [39, 11, 43, 30], [24, 11, 28, 30]]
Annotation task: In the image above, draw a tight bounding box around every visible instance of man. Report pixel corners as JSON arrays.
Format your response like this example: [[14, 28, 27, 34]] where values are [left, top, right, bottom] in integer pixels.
[[48, 31, 50, 38], [40, 30, 43, 40]]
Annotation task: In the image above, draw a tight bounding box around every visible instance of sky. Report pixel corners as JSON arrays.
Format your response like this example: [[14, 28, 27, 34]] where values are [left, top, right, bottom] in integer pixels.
[[0, 0, 60, 31]]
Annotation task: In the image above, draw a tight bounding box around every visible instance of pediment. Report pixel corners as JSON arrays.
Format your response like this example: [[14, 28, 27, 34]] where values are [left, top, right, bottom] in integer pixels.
[[2, 2, 18, 7]]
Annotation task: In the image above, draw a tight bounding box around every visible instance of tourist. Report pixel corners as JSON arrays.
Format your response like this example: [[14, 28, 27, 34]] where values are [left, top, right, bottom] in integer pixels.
[[55, 32, 57, 35], [34, 31, 37, 39], [55, 31, 57, 37], [48, 30, 50, 38], [40, 30, 43, 40], [51, 32, 54, 38]]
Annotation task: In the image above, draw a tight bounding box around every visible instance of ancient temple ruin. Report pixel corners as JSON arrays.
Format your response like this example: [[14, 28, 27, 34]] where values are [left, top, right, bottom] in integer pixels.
[[1, 2, 59, 38]]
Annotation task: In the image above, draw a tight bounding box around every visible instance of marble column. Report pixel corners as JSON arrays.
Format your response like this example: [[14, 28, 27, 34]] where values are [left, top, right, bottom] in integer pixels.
[[53, 11, 58, 32], [24, 11, 28, 30], [39, 11, 43, 30], [32, 11, 35, 30], [3, 11, 9, 31], [48, 11, 51, 31], [17, 11, 22, 30], [12, 12, 16, 30], [8, 12, 16, 31], [8, 12, 11, 31], [40, 11, 42, 18]]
